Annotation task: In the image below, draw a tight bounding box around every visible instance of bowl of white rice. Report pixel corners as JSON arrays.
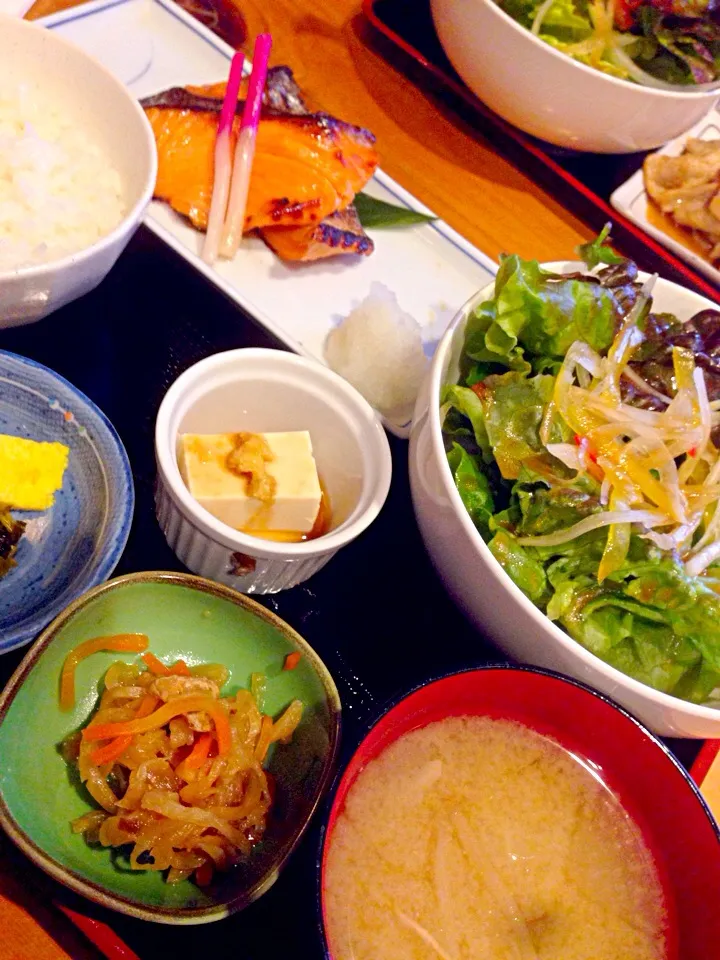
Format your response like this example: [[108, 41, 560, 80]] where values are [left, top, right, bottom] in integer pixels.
[[0, 14, 157, 327]]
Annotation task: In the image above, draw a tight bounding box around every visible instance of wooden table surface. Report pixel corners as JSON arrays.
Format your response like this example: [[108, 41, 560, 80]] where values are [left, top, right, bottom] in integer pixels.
[[4, 0, 590, 955]]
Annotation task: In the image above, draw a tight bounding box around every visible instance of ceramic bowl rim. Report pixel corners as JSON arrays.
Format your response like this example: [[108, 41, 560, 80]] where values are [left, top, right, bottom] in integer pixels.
[[0, 348, 135, 654], [0, 13, 157, 283], [154, 347, 393, 560], [0, 570, 342, 924], [316, 663, 720, 957], [453, 0, 720, 101], [424, 264, 720, 723]]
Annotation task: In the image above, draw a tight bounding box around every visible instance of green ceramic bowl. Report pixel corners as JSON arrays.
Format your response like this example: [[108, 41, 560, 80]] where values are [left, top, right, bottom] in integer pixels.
[[0, 571, 341, 924]]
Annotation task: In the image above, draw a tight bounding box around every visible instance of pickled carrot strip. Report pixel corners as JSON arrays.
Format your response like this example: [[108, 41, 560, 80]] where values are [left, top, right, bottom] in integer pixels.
[[90, 735, 132, 767], [89, 694, 159, 766], [82, 695, 232, 756], [60, 634, 149, 711], [185, 733, 213, 771], [141, 652, 172, 676], [283, 651, 301, 671], [141, 652, 191, 677]]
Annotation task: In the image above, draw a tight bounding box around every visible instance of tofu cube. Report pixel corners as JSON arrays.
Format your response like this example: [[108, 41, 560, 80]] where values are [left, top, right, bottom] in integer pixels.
[[179, 431, 322, 535]]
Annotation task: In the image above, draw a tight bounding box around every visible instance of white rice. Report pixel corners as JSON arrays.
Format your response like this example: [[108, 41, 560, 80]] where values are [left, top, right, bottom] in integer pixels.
[[324, 283, 428, 419], [0, 83, 127, 272]]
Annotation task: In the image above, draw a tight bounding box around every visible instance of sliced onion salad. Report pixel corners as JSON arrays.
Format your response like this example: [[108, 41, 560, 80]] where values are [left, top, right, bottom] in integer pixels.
[[520, 277, 720, 577], [534, 0, 720, 91]]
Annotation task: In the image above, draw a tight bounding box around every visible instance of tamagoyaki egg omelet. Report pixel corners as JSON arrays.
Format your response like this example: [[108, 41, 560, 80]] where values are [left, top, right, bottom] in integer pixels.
[[0, 435, 69, 510]]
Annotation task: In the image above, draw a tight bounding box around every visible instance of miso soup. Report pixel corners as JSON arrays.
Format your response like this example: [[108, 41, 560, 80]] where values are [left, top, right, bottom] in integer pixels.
[[323, 717, 667, 960]]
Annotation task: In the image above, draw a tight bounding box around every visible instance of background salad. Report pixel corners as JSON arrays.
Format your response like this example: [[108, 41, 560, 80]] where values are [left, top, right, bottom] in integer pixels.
[[498, 0, 720, 86], [443, 228, 720, 703]]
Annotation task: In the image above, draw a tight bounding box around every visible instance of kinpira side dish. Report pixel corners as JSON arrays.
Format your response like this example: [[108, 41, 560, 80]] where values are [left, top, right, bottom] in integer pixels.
[[61, 635, 303, 886]]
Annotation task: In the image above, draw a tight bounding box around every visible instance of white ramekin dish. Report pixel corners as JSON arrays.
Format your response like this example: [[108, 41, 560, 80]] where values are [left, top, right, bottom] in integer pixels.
[[410, 263, 720, 738], [430, 0, 719, 152], [155, 349, 392, 594], [0, 15, 157, 327]]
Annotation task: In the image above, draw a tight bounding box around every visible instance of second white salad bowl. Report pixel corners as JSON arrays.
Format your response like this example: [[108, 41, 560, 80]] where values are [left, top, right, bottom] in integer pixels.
[[430, 0, 720, 152]]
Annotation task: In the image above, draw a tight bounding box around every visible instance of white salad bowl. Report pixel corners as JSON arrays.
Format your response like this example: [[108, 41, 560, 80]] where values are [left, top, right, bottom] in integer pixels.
[[0, 15, 157, 327], [430, 0, 719, 152], [410, 263, 720, 738], [155, 348, 392, 594]]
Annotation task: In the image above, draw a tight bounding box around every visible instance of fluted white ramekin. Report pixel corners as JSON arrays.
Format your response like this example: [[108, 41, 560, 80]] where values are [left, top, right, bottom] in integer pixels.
[[155, 349, 392, 594]]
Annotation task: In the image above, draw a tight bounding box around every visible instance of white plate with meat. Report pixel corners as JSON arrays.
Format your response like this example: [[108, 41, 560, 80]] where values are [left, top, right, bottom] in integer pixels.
[[611, 107, 720, 292]]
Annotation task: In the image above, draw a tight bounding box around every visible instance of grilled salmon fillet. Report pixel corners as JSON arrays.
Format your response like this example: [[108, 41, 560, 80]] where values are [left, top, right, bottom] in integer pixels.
[[262, 205, 374, 261], [142, 73, 378, 244]]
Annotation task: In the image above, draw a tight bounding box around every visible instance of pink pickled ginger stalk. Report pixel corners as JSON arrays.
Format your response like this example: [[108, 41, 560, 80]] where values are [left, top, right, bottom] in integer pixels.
[[202, 50, 245, 265], [219, 33, 272, 259]]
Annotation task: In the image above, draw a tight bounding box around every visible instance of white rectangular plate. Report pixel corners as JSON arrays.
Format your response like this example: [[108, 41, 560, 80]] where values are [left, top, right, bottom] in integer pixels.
[[42, 0, 497, 436], [611, 109, 720, 292]]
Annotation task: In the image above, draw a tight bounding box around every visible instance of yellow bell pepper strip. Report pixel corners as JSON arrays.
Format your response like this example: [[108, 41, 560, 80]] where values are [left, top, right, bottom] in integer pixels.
[[82, 694, 233, 756], [598, 492, 631, 583], [89, 694, 159, 767], [673, 345, 696, 394], [60, 634, 149, 711], [254, 715, 273, 764]]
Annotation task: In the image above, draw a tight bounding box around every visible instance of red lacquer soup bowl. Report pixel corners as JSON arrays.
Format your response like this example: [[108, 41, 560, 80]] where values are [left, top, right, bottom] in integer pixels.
[[319, 666, 720, 959]]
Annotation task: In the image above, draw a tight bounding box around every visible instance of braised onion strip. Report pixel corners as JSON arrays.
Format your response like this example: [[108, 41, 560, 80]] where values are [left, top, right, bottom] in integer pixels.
[[64, 650, 303, 886], [540, 283, 720, 578]]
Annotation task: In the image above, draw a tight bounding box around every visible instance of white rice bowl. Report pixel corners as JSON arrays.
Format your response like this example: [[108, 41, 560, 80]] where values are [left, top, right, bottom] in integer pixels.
[[0, 14, 156, 327], [0, 82, 126, 272]]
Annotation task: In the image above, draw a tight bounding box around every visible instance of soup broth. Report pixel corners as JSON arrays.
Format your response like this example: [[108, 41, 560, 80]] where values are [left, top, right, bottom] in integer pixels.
[[324, 717, 667, 960]]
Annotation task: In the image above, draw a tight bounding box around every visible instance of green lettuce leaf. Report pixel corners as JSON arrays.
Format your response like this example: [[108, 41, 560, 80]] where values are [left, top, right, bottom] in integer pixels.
[[542, 540, 720, 701], [465, 253, 620, 375], [474, 372, 555, 479], [447, 442, 494, 537], [498, 0, 590, 38], [515, 481, 602, 536], [441, 385, 492, 462], [535, 0, 591, 39], [463, 298, 531, 374], [578, 224, 626, 269], [487, 529, 548, 605]]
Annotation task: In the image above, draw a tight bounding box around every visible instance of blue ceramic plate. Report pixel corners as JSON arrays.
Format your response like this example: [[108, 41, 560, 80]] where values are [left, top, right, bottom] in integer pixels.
[[0, 351, 134, 653]]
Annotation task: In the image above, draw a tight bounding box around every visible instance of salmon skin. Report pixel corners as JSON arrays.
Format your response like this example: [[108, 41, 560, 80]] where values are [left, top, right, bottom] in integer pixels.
[[141, 67, 378, 260], [262, 205, 374, 261]]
